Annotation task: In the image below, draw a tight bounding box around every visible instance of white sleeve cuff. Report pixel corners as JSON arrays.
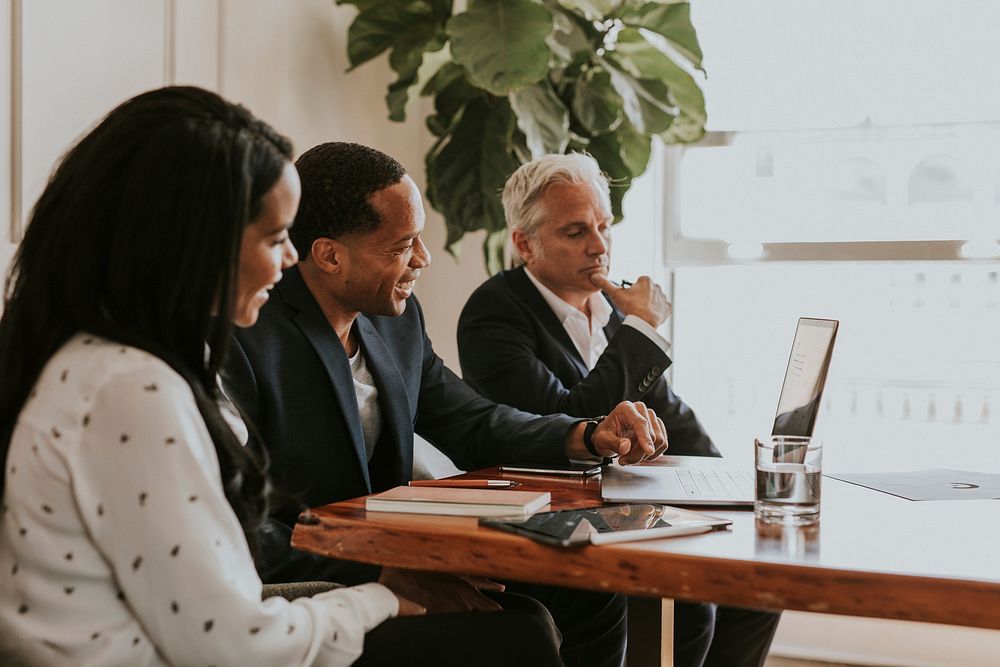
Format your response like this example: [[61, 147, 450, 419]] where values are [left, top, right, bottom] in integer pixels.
[[622, 315, 672, 355], [316, 582, 400, 625]]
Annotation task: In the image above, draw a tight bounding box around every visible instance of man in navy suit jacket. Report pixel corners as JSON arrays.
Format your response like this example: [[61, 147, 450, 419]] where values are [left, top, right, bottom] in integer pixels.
[[458, 266, 718, 457], [223, 143, 668, 667], [457, 153, 781, 667]]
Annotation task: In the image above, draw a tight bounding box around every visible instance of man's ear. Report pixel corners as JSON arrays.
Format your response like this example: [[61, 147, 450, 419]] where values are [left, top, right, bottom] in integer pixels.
[[511, 229, 535, 265], [310, 237, 347, 274]]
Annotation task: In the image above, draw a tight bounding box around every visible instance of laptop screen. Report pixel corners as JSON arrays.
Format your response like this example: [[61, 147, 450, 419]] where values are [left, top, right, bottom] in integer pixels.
[[771, 318, 839, 436]]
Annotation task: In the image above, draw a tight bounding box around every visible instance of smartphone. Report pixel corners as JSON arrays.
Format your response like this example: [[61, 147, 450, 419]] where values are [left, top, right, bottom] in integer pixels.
[[499, 462, 602, 477]]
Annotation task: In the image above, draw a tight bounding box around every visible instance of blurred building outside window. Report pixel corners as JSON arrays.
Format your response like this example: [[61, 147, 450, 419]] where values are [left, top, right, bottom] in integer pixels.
[[665, 0, 1000, 476]]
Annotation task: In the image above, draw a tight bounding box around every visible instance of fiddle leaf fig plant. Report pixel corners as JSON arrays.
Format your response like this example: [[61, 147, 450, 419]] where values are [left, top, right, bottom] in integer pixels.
[[338, 0, 707, 273]]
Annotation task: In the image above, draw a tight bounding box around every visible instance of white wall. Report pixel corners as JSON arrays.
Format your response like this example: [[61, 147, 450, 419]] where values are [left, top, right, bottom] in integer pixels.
[[1, 0, 221, 295]]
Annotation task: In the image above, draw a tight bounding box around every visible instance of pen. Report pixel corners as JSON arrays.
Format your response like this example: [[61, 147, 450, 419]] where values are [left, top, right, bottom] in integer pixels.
[[589, 522, 719, 545], [408, 479, 521, 489]]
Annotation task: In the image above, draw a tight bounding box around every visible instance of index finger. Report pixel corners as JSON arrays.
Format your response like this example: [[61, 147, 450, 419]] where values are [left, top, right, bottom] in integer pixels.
[[589, 272, 618, 292], [618, 403, 655, 456]]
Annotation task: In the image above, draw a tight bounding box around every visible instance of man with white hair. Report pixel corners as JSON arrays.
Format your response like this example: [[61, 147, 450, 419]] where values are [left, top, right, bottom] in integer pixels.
[[458, 153, 781, 667]]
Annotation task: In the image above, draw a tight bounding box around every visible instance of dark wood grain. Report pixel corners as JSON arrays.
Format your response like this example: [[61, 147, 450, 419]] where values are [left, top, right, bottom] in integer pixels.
[[292, 467, 1000, 629]]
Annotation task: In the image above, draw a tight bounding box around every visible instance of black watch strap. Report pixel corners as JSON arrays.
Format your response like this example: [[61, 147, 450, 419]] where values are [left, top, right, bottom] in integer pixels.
[[582, 416, 607, 457]]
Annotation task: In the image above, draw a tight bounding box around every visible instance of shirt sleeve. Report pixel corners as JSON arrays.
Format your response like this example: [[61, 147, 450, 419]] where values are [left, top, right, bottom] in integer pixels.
[[69, 360, 397, 667], [622, 314, 672, 354]]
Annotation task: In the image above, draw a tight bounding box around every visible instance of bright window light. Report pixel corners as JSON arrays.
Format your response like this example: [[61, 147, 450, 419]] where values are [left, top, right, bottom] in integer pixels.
[[693, 0, 1000, 130]]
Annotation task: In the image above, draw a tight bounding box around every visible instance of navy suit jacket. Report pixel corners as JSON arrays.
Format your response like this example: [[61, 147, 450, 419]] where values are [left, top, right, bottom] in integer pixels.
[[458, 267, 719, 458], [223, 265, 576, 583]]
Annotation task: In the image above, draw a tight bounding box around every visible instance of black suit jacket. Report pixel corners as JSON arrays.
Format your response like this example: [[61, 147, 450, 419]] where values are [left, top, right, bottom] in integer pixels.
[[223, 266, 576, 583], [458, 267, 719, 458]]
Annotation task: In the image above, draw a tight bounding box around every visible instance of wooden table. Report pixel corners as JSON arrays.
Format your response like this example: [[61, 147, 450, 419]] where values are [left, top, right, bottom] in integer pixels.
[[292, 466, 1000, 631]]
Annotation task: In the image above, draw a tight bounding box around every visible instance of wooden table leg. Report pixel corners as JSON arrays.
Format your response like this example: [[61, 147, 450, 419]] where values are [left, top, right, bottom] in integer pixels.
[[626, 596, 674, 667]]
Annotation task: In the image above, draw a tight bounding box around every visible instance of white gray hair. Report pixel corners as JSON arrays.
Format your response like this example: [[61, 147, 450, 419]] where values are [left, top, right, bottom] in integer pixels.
[[502, 153, 611, 265]]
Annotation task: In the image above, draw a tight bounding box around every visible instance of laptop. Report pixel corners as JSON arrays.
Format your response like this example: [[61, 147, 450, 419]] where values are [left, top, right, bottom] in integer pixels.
[[601, 317, 839, 507]]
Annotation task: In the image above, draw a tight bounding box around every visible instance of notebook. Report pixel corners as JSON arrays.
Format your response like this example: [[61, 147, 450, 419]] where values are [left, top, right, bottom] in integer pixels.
[[601, 317, 839, 507], [365, 485, 551, 517]]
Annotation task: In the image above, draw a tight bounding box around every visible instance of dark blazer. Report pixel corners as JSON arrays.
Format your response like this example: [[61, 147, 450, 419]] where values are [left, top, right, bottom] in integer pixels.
[[223, 266, 576, 583], [458, 267, 719, 458]]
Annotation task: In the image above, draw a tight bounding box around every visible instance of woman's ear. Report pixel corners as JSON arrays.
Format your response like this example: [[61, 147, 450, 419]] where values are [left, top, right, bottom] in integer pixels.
[[310, 237, 345, 274]]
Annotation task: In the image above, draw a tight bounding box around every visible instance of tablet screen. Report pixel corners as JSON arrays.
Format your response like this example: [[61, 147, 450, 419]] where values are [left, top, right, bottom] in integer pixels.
[[482, 504, 730, 546]]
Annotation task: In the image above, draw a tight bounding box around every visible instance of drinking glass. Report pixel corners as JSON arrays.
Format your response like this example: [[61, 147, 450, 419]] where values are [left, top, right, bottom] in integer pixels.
[[755, 435, 822, 524]]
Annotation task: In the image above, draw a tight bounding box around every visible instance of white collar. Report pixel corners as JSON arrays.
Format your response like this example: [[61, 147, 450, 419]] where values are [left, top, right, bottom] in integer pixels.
[[524, 267, 613, 330]]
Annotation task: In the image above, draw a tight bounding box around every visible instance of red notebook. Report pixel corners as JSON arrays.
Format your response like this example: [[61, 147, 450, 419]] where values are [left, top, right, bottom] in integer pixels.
[[365, 485, 551, 518]]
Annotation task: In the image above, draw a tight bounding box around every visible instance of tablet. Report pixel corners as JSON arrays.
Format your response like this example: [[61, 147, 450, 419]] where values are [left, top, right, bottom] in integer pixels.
[[481, 504, 731, 547], [499, 462, 602, 477]]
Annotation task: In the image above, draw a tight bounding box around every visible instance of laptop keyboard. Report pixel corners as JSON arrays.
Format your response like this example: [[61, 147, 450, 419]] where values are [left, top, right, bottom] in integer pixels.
[[676, 468, 754, 497]]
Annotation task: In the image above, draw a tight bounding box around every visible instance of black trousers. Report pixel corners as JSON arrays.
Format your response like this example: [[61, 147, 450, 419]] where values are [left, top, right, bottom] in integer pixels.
[[500, 582, 780, 667], [354, 591, 563, 666], [674, 601, 782, 667], [504, 581, 628, 667]]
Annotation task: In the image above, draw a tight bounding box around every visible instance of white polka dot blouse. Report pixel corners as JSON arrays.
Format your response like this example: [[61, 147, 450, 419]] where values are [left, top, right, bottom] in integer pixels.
[[0, 334, 398, 666]]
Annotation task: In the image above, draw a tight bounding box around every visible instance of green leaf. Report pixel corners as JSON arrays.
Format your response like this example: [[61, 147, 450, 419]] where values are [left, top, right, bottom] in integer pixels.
[[601, 55, 675, 134], [609, 28, 706, 141], [555, 0, 618, 21], [613, 28, 704, 121], [616, 116, 651, 176], [586, 130, 632, 221], [426, 96, 520, 257], [387, 25, 442, 75], [424, 63, 479, 136], [578, 114, 651, 223], [659, 109, 704, 143], [547, 7, 594, 65], [509, 79, 570, 156], [386, 42, 451, 122], [423, 59, 466, 97], [620, 1, 703, 70], [346, 2, 443, 70], [447, 0, 555, 96], [571, 68, 622, 134], [483, 229, 508, 275]]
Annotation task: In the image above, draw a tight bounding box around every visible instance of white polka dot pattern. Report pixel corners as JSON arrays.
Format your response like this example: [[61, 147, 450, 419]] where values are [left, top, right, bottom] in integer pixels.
[[0, 334, 398, 666]]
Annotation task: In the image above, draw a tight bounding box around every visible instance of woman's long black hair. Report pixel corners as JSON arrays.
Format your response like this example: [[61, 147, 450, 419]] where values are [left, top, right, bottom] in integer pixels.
[[0, 86, 293, 557]]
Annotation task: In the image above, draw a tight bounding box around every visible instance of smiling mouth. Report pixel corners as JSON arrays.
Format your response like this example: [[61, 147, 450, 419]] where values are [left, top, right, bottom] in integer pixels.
[[253, 282, 279, 305]]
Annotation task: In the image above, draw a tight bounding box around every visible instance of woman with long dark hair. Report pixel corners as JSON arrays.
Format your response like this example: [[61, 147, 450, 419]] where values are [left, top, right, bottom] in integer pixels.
[[0, 86, 561, 666]]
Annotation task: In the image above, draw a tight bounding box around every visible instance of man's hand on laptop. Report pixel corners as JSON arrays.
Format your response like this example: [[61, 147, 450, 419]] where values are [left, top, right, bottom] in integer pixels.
[[590, 274, 672, 327], [565, 401, 668, 464]]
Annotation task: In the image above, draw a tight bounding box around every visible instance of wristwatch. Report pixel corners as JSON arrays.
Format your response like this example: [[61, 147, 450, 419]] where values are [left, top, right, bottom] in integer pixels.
[[582, 416, 607, 457]]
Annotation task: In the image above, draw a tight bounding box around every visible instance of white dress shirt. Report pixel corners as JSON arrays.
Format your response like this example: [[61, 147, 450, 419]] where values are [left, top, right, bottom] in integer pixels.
[[524, 269, 671, 371], [0, 334, 397, 666]]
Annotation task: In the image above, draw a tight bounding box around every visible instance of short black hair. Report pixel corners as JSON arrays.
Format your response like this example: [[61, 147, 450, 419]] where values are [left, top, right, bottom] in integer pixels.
[[292, 142, 407, 256]]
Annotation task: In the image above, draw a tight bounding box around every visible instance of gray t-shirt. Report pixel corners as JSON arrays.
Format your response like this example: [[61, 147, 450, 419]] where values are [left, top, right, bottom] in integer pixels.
[[349, 347, 382, 461]]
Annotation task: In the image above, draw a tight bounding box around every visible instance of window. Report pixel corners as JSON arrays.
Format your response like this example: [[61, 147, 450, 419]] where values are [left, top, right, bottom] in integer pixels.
[[672, 263, 1000, 474], [665, 3, 1000, 478], [677, 123, 1000, 248]]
